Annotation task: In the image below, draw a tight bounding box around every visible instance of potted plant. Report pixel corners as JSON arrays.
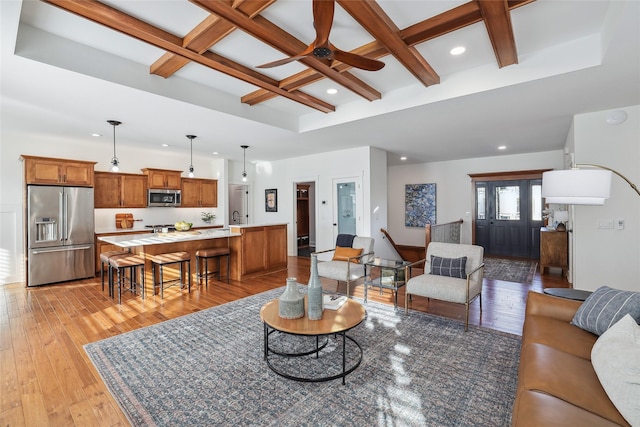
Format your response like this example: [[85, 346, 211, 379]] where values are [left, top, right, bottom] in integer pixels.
[[201, 212, 215, 224]]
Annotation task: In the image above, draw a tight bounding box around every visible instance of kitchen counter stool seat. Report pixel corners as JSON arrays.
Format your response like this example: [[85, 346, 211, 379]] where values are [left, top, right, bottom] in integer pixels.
[[151, 251, 191, 298], [100, 250, 129, 296], [109, 254, 145, 304], [195, 247, 230, 286]]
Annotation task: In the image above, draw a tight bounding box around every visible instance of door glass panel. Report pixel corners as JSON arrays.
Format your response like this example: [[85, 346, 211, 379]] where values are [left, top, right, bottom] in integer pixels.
[[337, 182, 356, 235], [495, 186, 520, 220], [476, 186, 486, 220], [531, 184, 542, 221]]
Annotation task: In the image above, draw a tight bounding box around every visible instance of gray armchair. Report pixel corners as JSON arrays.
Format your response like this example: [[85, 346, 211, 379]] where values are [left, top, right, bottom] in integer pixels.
[[405, 242, 484, 331], [315, 236, 375, 297]]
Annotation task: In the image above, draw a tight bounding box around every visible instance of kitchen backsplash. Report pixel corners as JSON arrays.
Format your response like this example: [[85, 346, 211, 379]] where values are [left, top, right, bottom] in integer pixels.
[[94, 207, 220, 233]]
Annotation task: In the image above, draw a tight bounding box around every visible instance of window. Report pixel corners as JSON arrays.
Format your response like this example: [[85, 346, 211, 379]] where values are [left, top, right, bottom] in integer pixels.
[[495, 185, 520, 220], [531, 184, 542, 221], [476, 186, 486, 220]]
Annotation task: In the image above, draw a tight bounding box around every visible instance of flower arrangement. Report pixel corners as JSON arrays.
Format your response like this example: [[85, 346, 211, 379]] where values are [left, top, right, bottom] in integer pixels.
[[201, 212, 215, 223]]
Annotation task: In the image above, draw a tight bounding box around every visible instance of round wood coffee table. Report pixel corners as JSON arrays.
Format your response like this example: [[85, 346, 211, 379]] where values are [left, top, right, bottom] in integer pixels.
[[260, 297, 366, 384]]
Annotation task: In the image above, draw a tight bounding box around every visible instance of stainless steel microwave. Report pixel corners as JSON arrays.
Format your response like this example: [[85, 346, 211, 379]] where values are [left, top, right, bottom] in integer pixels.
[[148, 189, 181, 207]]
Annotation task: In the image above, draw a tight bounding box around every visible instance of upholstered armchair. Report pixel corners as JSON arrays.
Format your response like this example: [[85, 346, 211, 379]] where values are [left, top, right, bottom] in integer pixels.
[[405, 242, 484, 331], [315, 235, 375, 297]]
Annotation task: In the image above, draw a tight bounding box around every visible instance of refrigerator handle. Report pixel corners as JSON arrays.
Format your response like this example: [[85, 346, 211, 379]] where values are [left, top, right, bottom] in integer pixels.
[[32, 246, 92, 254], [64, 192, 70, 241], [59, 191, 65, 241]]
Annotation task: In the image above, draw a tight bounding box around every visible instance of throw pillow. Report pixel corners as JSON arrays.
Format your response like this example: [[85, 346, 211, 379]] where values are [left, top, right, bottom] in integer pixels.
[[430, 255, 467, 279], [332, 246, 363, 264], [591, 314, 640, 426], [571, 286, 640, 336]]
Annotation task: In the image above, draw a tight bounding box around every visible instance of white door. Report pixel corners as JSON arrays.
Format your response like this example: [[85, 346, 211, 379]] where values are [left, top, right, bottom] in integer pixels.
[[332, 177, 362, 241]]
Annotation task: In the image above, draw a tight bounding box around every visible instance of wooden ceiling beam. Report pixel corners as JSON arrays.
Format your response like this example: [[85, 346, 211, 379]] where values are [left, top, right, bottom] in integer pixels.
[[190, 0, 382, 102], [337, 0, 439, 87], [42, 0, 335, 113], [243, 0, 534, 107], [478, 0, 518, 68], [150, 0, 275, 78]]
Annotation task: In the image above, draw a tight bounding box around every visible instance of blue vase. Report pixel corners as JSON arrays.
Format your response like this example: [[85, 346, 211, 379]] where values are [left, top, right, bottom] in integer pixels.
[[307, 254, 324, 320]]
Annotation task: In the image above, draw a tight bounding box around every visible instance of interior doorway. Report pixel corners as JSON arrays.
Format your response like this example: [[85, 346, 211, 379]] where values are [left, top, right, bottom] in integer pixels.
[[228, 184, 249, 225], [471, 171, 546, 259], [332, 177, 362, 243], [295, 182, 316, 257]]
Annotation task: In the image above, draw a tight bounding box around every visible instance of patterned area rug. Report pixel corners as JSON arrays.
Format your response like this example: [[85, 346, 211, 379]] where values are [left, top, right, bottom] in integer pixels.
[[85, 288, 521, 427], [483, 257, 538, 284]]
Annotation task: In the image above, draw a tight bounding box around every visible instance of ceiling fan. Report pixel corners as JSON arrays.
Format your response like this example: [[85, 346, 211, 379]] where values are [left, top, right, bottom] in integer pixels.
[[257, 0, 385, 71]]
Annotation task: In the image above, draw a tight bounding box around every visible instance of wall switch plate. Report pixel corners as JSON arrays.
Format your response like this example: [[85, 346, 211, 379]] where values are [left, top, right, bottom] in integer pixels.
[[597, 219, 614, 229], [616, 219, 625, 230]]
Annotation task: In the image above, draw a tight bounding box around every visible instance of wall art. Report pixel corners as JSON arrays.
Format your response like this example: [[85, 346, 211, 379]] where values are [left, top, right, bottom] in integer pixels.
[[405, 183, 436, 227]]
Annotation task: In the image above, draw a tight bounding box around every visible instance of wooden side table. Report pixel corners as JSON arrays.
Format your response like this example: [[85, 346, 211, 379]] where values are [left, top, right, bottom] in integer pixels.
[[539, 227, 568, 277]]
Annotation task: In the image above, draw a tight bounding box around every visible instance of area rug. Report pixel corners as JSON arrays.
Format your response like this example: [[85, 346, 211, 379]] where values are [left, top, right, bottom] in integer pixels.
[[483, 257, 537, 284], [84, 288, 521, 427]]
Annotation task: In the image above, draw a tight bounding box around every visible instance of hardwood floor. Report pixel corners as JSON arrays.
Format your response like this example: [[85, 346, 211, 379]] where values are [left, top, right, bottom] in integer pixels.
[[0, 256, 569, 426]]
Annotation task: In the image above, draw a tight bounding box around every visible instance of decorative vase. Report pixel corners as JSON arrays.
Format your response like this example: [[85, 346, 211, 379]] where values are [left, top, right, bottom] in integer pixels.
[[278, 277, 305, 319], [307, 254, 324, 320]]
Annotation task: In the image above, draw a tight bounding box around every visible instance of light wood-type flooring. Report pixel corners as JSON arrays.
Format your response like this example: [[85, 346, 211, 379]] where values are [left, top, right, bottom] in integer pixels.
[[1, 256, 569, 426]]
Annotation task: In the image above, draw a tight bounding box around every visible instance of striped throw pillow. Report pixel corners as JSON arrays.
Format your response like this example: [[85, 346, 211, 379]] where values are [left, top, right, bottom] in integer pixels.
[[571, 286, 640, 336]]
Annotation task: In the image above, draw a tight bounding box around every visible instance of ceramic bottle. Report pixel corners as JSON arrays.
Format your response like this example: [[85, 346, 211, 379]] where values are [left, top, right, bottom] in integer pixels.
[[307, 254, 324, 320], [278, 277, 305, 319]]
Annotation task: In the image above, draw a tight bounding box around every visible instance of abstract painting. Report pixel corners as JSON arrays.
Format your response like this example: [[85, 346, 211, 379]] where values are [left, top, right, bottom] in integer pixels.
[[405, 183, 436, 227]]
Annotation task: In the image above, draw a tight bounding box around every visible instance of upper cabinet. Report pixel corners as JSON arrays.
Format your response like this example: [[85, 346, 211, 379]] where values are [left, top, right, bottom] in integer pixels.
[[181, 178, 218, 207], [141, 168, 182, 189], [94, 172, 148, 208], [21, 155, 95, 187]]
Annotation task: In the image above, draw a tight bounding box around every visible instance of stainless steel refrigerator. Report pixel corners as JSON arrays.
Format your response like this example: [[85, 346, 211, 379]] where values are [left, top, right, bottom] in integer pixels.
[[27, 185, 95, 286]]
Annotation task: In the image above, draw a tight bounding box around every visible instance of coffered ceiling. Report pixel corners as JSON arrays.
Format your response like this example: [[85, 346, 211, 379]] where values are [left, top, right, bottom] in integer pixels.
[[2, 0, 639, 166]]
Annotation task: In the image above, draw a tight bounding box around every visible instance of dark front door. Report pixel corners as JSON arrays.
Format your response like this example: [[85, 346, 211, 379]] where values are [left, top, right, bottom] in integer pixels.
[[475, 179, 543, 258]]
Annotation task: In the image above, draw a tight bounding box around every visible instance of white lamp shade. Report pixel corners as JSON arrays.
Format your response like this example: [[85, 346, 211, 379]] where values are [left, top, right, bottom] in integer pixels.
[[542, 170, 612, 205]]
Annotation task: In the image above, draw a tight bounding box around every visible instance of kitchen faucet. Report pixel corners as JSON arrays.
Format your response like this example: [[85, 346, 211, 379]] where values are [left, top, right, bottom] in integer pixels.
[[232, 210, 240, 223]]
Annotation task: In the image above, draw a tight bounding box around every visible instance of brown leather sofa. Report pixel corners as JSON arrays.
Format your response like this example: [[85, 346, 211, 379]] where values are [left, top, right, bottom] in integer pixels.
[[512, 291, 630, 427]]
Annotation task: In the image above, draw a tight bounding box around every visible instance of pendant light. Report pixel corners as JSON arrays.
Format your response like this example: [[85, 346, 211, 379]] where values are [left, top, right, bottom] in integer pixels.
[[107, 120, 121, 172], [186, 135, 197, 177], [241, 145, 249, 182]]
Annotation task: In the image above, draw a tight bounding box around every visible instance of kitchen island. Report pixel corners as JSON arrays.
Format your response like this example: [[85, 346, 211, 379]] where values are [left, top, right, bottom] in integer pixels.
[[98, 224, 287, 296]]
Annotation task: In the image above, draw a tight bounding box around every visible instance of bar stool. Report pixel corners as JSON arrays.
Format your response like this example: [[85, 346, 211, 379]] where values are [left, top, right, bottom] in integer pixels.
[[151, 252, 191, 298], [195, 247, 230, 286], [100, 250, 129, 296], [109, 254, 145, 304]]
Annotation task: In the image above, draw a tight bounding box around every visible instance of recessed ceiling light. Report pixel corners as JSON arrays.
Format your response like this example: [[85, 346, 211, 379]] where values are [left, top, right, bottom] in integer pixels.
[[498, 145, 507, 150], [212, 151, 219, 155], [326, 88, 338, 95], [400, 156, 407, 161], [91, 133, 101, 137], [450, 46, 466, 56], [162, 144, 169, 147]]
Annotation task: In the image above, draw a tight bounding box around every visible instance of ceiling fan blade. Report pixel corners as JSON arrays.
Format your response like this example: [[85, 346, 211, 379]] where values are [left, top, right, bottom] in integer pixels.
[[333, 49, 385, 71], [256, 44, 315, 69], [313, 0, 334, 47]]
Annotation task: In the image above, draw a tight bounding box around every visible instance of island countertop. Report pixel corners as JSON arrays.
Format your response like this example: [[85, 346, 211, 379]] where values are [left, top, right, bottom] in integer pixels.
[[97, 228, 240, 248]]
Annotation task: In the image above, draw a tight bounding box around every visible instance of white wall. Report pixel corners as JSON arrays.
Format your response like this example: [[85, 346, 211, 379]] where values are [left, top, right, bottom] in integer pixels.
[[0, 134, 225, 285], [250, 146, 375, 258], [387, 150, 565, 247], [571, 105, 639, 292]]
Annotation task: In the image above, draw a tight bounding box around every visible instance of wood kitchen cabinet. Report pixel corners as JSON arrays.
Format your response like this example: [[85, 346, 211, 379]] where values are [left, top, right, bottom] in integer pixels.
[[229, 224, 287, 278], [141, 168, 182, 189], [21, 155, 95, 187], [181, 178, 218, 207], [94, 171, 148, 208], [540, 227, 568, 277]]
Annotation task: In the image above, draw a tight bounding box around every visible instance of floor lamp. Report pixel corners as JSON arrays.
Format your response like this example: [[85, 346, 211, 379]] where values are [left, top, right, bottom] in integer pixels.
[[542, 163, 640, 205]]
